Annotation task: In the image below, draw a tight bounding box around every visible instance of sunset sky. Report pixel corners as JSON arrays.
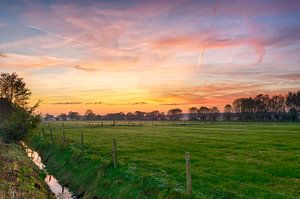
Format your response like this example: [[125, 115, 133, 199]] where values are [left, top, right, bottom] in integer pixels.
[[0, 0, 300, 115]]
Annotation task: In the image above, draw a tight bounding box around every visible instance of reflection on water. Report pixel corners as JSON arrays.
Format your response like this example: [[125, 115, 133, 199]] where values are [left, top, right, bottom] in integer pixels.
[[20, 142, 76, 199]]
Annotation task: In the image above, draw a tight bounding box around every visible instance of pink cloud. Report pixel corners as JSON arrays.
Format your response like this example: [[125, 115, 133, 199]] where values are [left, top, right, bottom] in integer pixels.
[[0, 53, 75, 68]]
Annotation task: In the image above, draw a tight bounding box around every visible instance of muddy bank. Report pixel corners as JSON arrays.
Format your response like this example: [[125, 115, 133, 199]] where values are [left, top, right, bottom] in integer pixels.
[[0, 140, 55, 199]]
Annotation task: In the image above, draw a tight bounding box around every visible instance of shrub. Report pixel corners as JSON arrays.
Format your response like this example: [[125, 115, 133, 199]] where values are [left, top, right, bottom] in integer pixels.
[[0, 106, 40, 143]]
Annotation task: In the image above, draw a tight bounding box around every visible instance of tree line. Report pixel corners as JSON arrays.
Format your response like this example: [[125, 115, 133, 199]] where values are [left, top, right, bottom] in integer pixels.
[[45, 91, 299, 122], [223, 92, 299, 122]]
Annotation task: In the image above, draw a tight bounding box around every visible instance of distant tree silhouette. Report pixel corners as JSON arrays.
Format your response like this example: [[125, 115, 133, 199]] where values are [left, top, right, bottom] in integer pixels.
[[85, 109, 96, 120], [44, 113, 55, 121], [167, 108, 183, 121], [43, 90, 300, 123], [254, 94, 270, 121], [286, 91, 300, 111], [126, 112, 134, 121], [209, 106, 220, 121], [68, 111, 80, 120], [57, 113, 67, 121], [134, 111, 146, 120], [269, 95, 285, 122], [224, 104, 233, 121], [286, 91, 300, 122], [105, 112, 126, 120], [148, 110, 160, 120], [188, 107, 198, 121], [198, 106, 209, 121]]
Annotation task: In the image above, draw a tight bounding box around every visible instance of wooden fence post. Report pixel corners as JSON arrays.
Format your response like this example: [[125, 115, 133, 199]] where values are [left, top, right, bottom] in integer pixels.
[[50, 128, 53, 143], [62, 129, 65, 145], [81, 132, 84, 154], [42, 127, 45, 139], [185, 152, 192, 197], [112, 138, 117, 168]]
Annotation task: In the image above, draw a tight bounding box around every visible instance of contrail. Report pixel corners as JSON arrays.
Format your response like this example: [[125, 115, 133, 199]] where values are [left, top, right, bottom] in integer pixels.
[[197, 49, 205, 70], [243, 17, 265, 65], [28, 25, 68, 40], [249, 38, 265, 64], [197, 0, 219, 70]]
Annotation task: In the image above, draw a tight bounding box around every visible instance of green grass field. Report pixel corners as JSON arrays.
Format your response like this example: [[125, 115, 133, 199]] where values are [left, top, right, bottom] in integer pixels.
[[28, 122, 300, 198]]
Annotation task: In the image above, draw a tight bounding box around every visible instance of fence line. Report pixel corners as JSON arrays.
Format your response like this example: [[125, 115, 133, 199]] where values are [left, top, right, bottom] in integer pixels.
[[43, 120, 298, 129]]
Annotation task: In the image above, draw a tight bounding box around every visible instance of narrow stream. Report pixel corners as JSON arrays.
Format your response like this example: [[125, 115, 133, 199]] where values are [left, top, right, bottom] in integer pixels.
[[20, 142, 76, 199]]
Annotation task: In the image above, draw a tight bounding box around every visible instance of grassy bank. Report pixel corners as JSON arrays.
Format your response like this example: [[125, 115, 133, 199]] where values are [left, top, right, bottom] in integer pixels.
[[0, 139, 54, 199], [28, 122, 300, 198], [28, 138, 183, 198]]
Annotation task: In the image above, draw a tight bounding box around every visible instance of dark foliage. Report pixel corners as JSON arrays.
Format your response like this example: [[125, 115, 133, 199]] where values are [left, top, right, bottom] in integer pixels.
[[0, 72, 40, 142]]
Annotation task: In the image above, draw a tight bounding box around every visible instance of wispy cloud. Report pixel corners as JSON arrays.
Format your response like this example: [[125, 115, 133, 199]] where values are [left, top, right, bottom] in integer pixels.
[[74, 65, 98, 72], [0, 53, 75, 68], [267, 73, 300, 81], [160, 103, 189, 106], [85, 101, 102, 105], [48, 102, 82, 105], [0, 52, 7, 58], [103, 101, 149, 106]]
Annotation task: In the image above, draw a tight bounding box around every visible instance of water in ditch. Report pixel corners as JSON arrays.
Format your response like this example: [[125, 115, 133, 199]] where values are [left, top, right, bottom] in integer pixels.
[[20, 142, 76, 199]]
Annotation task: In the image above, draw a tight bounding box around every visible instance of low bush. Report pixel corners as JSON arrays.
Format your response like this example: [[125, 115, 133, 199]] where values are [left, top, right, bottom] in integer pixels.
[[0, 106, 40, 143]]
